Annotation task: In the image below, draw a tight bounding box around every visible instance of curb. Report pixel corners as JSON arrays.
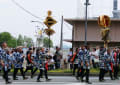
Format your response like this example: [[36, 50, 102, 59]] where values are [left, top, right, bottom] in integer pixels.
[[1, 72, 119, 77]]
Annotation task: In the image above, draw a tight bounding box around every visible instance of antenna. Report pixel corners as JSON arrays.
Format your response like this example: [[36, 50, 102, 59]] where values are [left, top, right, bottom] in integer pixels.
[[113, 0, 120, 18]]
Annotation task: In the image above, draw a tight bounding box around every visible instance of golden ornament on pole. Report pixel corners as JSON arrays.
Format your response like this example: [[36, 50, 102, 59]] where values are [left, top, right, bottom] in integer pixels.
[[98, 15, 111, 48], [98, 15, 111, 28], [44, 28, 55, 36], [47, 10, 52, 17], [44, 10, 57, 50], [44, 11, 57, 28]]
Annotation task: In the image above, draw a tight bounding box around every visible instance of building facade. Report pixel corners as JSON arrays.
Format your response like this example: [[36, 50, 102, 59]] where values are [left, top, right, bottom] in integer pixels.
[[64, 18, 120, 48]]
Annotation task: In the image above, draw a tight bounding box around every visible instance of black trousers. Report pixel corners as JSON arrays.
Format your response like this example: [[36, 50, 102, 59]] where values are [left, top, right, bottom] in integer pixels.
[[102, 69, 113, 80], [3, 68, 9, 82], [24, 66, 33, 76], [114, 65, 119, 78], [81, 68, 90, 82], [99, 69, 105, 81], [77, 67, 82, 77], [73, 64, 78, 75], [55, 62, 58, 69], [109, 70, 113, 79], [37, 68, 48, 80], [55, 61, 60, 69], [13, 68, 25, 79], [32, 67, 38, 76]]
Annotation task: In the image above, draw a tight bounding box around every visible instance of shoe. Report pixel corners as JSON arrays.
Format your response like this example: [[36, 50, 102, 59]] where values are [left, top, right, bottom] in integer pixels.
[[23, 77, 28, 80], [40, 76, 43, 78], [86, 81, 92, 84], [76, 76, 79, 80], [46, 79, 52, 81], [37, 80, 41, 82], [100, 79, 105, 82], [80, 78, 84, 82], [13, 78, 18, 80], [99, 80, 104, 82], [111, 78, 115, 80], [31, 75, 33, 78], [6, 81, 12, 84], [8, 78, 11, 80]]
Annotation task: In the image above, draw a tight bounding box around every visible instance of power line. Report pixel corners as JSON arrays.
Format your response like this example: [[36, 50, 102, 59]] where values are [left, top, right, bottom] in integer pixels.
[[11, 0, 72, 35], [11, 0, 43, 21]]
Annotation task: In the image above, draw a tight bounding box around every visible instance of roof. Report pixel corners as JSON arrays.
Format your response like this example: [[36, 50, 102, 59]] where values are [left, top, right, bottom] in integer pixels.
[[64, 18, 120, 25], [64, 39, 120, 43]]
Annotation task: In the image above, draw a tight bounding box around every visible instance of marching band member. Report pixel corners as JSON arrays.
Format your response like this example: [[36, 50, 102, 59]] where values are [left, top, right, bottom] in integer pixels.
[[80, 46, 92, 84], [71, 48, 79, 76], [37, 48, 51, 82], [99, 46, 106, 82], [13, 48, 27, 80], [104, 49, 114, 80], [1, 42, 12, 84]]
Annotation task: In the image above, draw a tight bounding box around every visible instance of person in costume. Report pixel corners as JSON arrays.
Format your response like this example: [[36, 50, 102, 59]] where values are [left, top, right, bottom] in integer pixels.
[[71, 48, 79, 76], [76, 46, 85, 80], [37, 48, 51, 82], [99, 46, 106, 82], [31, 48, 40, 78], [24, 48, 34, 78], [104, 49, 114, 80], [1, 42, 12, 84], [112, 48, 119, 79], [80, 46, 92, 84], [13, 48, 27, 80]]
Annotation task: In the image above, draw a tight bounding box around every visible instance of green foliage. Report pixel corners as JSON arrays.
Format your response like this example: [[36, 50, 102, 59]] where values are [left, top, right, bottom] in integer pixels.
[[24, 36, 33, 47], [0, 32, 12, 44], [7, 37, 17, 48], [0, 32, 33, 48], [0, 32, 16, 48], [43, 37, 53, 48], [17, 34, 24, 46]]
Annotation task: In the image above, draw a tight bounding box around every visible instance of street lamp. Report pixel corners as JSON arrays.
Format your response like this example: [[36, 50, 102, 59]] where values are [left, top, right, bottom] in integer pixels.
[[31, 21, 45, 47], [31, 21, 45, 28], [84, 0, 90, 45]]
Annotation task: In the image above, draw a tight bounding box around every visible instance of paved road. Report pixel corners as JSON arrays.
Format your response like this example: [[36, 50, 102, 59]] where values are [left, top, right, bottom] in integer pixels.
[[0, 76, 120, 85]]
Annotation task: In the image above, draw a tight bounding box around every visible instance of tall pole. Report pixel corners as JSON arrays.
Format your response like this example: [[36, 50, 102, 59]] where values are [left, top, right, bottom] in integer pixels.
[[60, 16, 63, 50], [72, 24, 75, 56], [48, 33, 50, 51], [84, 0, 90, 45]]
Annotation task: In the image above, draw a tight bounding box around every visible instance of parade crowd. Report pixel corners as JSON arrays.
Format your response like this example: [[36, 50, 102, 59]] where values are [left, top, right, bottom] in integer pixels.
[[0, 42, 120, 84], [0, 42, 62, 84], [67, 45, 120, 84]]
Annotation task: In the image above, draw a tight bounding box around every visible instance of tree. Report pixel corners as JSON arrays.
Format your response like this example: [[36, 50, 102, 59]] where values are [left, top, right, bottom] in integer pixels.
[[43, 37, 53, 48], [0, 32, 33, 48], [24, 36, 33, 47], [0, 32, 17, 48], [17, 34, 24, 46], [7, 37, 17, 48], [0, 32, 12, 44]]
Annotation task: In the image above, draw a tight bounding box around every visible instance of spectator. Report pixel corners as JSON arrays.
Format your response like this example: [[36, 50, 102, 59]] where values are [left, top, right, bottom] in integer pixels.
[[53, 46, 62, 69], [67, 48, 73, 70]]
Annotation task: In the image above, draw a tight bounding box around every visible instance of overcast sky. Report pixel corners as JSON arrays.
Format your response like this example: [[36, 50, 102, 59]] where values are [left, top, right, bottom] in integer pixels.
[[0, 0, 119, 46]]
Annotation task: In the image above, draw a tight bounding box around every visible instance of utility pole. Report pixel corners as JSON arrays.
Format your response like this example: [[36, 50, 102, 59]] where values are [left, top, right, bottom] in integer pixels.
[[72, 24, 75, 56], [60, 16, 63, 50], [84, 0, 90, 45]]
